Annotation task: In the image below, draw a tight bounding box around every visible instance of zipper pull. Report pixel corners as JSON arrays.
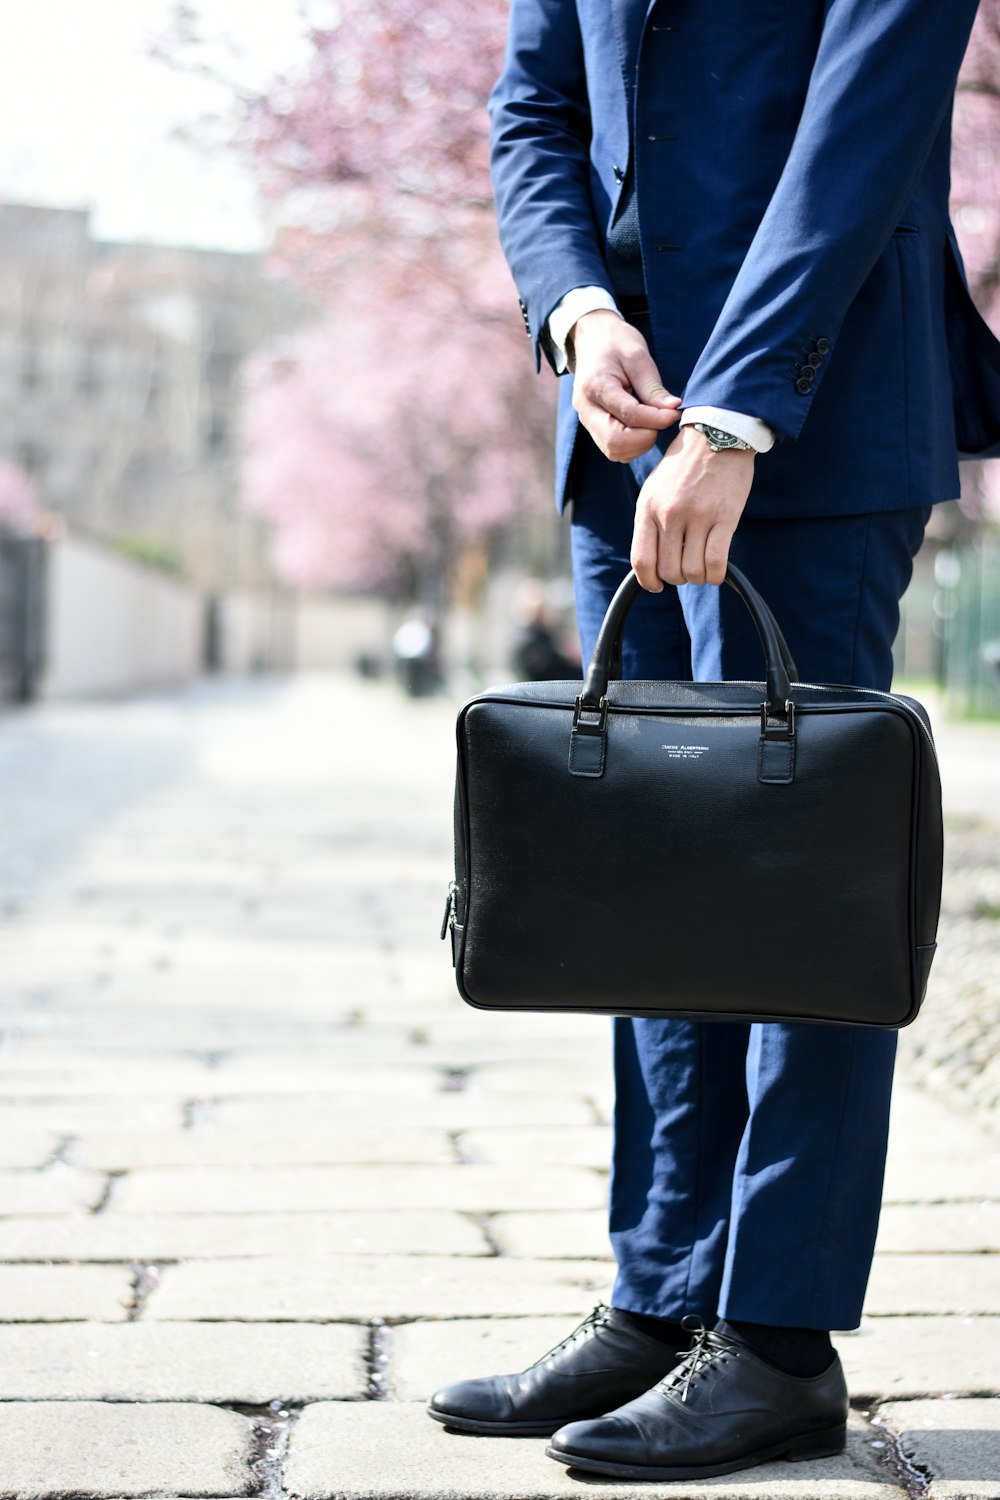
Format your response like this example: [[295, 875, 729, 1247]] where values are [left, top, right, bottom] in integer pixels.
[[440, 881, 457, 940]]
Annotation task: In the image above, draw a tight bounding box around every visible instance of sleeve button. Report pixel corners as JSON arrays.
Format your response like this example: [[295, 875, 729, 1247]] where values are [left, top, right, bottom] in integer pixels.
[[816, 337, 831, 355], [795, 376, 813, 395], [806, 352, 823, 368]]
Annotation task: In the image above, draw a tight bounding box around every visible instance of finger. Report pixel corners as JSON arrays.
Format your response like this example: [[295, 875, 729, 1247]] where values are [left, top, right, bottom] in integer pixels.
[[605, 424, 659, 462], [703, 524, 734, 586], [678, 526, 712, 586], [587, 374, 681, 432], [622, 349, 683, 411], [629, 504, 665, 592], [656, 521, 685, 587], [573, 396, 661, 463]]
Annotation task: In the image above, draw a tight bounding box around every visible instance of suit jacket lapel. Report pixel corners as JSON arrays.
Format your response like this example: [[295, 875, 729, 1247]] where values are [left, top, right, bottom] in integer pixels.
[[610, 0, 658, 109]]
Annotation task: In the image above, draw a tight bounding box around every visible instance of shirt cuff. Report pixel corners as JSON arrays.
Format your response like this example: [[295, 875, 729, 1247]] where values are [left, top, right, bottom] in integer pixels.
[[680, 406, 775, 453], [546, 287, 622, 374]]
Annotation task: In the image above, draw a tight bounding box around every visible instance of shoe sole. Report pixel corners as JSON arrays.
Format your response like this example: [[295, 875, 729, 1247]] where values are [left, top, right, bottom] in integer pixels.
[[545, 1423, 847, 1479], [426, 1405, 563, 1437]]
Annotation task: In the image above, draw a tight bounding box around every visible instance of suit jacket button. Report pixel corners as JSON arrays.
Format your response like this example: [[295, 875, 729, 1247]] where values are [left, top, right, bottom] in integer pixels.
[[806, 352, 823, 368], [816, 337, 831, 354], [795, 376, 813, 394]]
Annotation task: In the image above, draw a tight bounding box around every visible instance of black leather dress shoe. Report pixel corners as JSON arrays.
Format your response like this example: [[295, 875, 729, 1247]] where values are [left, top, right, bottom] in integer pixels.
[[546, 1325, 848, 1479], [426, 1304, 683, 1436]]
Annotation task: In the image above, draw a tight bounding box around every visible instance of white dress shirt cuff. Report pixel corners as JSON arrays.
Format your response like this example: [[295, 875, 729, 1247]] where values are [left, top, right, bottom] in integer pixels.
[[546, 287, 622, 374], [681, 406, 776, 453]]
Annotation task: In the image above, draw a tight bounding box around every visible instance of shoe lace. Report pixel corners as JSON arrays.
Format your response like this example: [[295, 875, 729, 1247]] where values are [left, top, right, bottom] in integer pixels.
[[658, 1319, 740, 1404], [538, 1303, 611, 1366]]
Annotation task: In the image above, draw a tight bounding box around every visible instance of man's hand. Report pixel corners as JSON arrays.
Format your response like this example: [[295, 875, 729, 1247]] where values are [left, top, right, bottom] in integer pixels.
[[631, 424, 755, 589], [569, 311, 681, 462]]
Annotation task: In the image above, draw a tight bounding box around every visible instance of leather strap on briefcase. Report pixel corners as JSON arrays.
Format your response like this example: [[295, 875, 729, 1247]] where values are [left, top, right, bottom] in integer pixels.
[[443, 565, 943, 1028]]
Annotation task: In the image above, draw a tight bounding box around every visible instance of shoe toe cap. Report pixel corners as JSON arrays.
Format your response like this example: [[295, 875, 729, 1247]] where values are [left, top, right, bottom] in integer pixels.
[[549, 1413, 646, 1466], [428, 1376, 510, 1423]]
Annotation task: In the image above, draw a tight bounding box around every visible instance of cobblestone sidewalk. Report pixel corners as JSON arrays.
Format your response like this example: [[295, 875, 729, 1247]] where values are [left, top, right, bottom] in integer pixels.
[[0, 675, 997, 1499]]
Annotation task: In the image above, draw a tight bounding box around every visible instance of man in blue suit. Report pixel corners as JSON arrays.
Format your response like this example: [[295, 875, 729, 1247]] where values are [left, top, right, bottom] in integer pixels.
[[428, 0, 1000, 1481]]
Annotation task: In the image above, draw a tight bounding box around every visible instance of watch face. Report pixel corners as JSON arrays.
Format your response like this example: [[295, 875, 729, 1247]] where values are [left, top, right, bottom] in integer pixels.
[[697, 423, 750, 451]]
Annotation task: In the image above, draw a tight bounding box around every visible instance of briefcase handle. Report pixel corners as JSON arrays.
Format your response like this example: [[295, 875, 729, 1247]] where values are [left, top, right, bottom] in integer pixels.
[[581, 565, 799, 717]]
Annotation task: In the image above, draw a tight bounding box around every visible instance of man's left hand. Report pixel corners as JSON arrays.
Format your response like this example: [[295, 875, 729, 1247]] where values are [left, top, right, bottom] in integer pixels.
[[630, 425, 755, 590]]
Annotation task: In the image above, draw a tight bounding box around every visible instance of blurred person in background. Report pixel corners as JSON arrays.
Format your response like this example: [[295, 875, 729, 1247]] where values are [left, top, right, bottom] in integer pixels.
[[512, 580, 580, 681]]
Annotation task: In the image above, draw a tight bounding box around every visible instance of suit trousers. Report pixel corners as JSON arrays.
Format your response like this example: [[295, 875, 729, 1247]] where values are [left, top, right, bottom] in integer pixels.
[[568, 429, 931, 1331]]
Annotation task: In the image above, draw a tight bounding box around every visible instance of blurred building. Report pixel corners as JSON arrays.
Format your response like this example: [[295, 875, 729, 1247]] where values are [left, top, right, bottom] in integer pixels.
[[0, 201, 298, 590]]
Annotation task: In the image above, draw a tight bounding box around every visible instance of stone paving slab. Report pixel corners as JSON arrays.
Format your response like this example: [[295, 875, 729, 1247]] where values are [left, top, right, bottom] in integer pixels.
[[49, 967, 404, 1018], [0, 1063, 223, 1096], [403, 1012, 609, 1045], [878, 1399, 1000, 1498], [111, 1164, 606, 1214], [0, 1166, 105, 1214], [864, 1255, 1000, 1315], [839, 1317, 1000, 1399], [390, 1315, 1000, 1404], [0, 1263, 133, 1321], [0, 1128, 59, 1167], [888, 1089, 999, 1153], [875, 1203, 1000, 1254], [0, 1017, 420, 1052], [0, 1208, 490, 1260], [0, 1099, 184, 1132], [882, 1153, 1000, 1204], [490, 1210, 611, 1260], [0, 1061, 444, 1097], [460, 1126, 612, 1168], [284, 1402, 903, 1499], [147, 1255, 613, 1322], [0, 1400, 254, 1497], [212, 1092, 599, 1129], [72, 1123, 457, 1168], [469, 1060, 612, 1095], [211, 1036, 611, 1070], [199, 1063, 465, 1095], [2, 1037, 462, 1071], [0, 1320, 367, 1401]]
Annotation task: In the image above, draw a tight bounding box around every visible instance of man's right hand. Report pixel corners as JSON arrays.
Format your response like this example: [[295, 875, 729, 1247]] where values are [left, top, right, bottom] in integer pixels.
[[569, 310, 682, 463]]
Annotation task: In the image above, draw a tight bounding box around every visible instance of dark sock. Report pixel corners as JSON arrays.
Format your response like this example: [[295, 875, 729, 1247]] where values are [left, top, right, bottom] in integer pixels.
[[717, 1318, 834, 1378], [615, 1308, 689, 1349]]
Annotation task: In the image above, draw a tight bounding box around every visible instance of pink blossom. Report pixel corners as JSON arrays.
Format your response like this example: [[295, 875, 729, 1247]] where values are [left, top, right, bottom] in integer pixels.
[[155, 0, 556, 593], [0, 463, 39, 533]]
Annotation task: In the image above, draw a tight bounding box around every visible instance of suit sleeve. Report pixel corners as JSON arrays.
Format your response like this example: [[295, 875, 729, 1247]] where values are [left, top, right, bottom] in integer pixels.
[[682, 0, 980, 443], [488, 0, 614, 372]]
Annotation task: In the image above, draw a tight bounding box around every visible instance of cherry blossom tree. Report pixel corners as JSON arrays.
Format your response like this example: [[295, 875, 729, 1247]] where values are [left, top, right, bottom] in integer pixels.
[[951, 0, 1000, 524], [162, 0, 556, 599], [953, 0, 1000, 320]]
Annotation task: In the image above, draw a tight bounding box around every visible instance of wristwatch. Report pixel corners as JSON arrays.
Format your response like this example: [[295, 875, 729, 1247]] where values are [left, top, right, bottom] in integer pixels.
[[691, 422, 755, 453]]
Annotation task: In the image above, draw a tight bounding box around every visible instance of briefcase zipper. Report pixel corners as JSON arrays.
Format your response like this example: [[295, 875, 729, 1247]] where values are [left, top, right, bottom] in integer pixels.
[[440, 880, 457, 940]]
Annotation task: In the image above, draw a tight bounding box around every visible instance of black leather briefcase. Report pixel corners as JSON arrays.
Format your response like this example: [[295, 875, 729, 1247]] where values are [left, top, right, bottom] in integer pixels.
[[444, 566, 943, 1028]]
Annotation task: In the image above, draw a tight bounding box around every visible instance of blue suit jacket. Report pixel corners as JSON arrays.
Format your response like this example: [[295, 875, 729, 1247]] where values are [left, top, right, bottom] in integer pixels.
[[489, 0, 1000, 517]]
